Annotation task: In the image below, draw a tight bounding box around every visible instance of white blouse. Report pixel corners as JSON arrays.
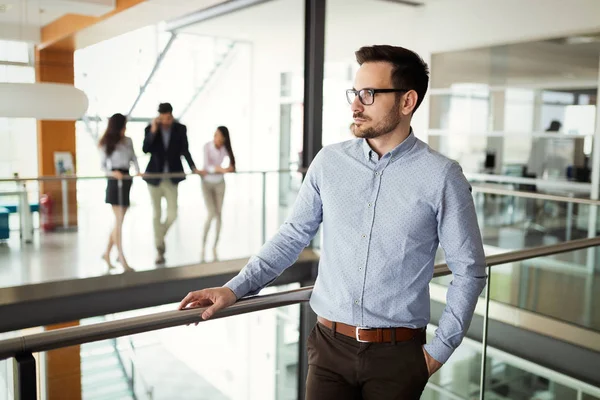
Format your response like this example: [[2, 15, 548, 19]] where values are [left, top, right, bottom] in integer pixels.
[[203, 141, 229, 183], [100, 137, 140, 174]]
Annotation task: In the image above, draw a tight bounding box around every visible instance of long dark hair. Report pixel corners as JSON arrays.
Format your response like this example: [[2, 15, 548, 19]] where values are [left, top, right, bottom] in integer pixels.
[[99, 113, 127, 156], [217, 126, 236, 168]]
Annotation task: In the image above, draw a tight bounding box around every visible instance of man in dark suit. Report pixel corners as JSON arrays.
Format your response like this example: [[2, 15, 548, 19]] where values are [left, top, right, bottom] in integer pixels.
[[143, 103, 199, 264]]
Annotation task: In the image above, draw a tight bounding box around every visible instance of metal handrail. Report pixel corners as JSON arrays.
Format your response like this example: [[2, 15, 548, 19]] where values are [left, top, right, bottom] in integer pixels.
[[0, 169, 306, 183], [471, 185, 600, 205], [464, 172, 592, 193], [1, 172, 598, 207], [1, 236, 600, 360]]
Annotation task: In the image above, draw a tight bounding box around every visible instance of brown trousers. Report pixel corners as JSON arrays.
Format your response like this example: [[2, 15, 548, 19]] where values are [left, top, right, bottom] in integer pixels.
[[306, 322, 429, 400]]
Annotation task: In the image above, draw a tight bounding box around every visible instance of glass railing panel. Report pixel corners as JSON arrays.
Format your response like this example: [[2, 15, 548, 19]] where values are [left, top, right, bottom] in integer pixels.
[[472, 190, 598, 250], [480, 327, 600, 400], [265, 171, 303, 243], [424, 293, 487, 399], [422, 321, 600, 400], [77, 283, 301, 400], [0, 357, 12, 400], [432, 248, 600, 332], [0, 171, 272, 288]]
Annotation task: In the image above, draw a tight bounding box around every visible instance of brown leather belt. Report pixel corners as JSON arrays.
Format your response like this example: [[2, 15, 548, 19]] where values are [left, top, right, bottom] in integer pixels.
[[317, 316, 421, 343]]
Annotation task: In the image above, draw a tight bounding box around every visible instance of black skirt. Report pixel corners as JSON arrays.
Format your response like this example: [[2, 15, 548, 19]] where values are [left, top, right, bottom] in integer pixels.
[[105, 170, 133, 206]]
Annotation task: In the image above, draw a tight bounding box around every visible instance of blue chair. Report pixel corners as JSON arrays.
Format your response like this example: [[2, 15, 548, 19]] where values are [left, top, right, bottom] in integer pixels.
[[1, 204, 39, 214], [0, 207, 9, 240]]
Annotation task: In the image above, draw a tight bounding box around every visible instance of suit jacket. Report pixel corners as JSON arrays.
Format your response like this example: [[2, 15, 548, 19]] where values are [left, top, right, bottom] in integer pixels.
[[142, 121, 196, 186]]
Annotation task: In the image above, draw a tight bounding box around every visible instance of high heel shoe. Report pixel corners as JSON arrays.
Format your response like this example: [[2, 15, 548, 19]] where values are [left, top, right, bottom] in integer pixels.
[[102, 254, 115, 269], [118, 256, 132, 271]]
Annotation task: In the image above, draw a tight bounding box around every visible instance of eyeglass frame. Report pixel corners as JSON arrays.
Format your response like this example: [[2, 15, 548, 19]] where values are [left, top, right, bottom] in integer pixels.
[[346, 88, 410, 105]]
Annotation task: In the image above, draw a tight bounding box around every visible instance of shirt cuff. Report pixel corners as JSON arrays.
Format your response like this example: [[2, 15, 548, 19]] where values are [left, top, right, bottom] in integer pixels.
[[424, 337, 454, 364], [223, 274, 251, 299]]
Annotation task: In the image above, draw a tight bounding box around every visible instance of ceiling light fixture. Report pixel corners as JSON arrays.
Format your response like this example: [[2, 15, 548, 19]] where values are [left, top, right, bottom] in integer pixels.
[[0, 83, 89, 120]]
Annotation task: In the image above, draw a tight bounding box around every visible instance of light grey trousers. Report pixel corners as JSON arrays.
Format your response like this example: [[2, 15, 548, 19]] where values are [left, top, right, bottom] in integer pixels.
[[201, 180, 226, 248], [148, 180, 178, 253]]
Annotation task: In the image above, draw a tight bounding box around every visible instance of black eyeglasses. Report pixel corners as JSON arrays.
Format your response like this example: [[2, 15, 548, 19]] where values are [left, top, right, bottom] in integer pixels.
[[346, 88, 409, 105]]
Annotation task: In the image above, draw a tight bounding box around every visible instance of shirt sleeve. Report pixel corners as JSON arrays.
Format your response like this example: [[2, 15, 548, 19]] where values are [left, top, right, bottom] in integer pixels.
[[424, 162, 487, 364], [224, 150, 325, 298], [128, 138, 140, 174]]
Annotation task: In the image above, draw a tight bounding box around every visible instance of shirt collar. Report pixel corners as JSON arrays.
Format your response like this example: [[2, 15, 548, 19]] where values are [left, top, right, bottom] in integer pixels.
[[362, 129, 417, 162]]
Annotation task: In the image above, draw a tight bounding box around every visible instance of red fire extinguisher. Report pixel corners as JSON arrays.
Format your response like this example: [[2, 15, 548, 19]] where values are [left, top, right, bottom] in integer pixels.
[[39, 194, 54, 232]]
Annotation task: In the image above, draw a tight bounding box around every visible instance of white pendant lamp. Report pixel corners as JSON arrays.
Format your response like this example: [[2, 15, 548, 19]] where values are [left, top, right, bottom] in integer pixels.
[[0, 82, 89, 120]]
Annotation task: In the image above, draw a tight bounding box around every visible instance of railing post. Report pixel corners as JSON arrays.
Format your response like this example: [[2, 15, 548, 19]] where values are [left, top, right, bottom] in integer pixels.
[[14, 353, 37, 400], [566, 192, 574, 241], [18, 181, 33, 244], [297, 300, 317, 400], [61, 178, 69, 229], [131, 359, 135, 396], [479, 265, 492, 400], [261, 172, 267, 245]]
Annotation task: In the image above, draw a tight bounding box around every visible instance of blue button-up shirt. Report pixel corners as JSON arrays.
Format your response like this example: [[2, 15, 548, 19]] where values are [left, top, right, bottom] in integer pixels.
[[225, 132, 487, 363]]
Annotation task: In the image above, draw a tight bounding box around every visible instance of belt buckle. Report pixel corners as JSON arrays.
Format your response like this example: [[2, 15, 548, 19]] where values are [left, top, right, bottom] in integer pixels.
[[355, 327, 371, 343]]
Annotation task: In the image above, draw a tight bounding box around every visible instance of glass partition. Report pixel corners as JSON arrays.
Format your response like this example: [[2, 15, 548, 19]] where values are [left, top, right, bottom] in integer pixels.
[[0, 171, 279, 289], [429, 39, 598, 185], [471, 189, 599, 248], [77, 284, 301, 400], [433, 247, 600, 332]]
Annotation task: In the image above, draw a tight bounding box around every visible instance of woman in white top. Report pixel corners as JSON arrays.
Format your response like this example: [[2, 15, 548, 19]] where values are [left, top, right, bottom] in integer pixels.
[[99, 113, 140, 270], [199, 126, 236, 262]]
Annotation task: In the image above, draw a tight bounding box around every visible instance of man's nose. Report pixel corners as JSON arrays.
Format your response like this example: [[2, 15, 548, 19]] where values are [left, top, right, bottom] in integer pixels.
[[351, 95, 364, 113]]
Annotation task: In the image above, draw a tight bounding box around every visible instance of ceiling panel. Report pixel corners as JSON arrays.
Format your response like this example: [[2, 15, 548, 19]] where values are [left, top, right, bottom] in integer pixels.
[[0, 0, 114, 28]]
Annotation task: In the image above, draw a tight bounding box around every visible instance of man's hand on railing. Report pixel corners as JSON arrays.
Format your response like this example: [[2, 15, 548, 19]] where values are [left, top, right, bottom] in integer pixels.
[[111, 170, 124, 180], [178, 287, 237, 321]]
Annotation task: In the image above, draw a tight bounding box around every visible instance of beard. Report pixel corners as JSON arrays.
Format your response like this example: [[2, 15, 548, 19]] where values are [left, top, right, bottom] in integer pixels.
[[351, 104, 402, 139]]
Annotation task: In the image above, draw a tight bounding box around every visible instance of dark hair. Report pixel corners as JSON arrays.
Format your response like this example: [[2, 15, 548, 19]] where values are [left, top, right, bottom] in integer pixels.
[[548, 120, 562, 132], [217, 126, 236, 168], [158, 103, 173, 114], [355, 45, 429, 113], [99, 113, 127, 156]]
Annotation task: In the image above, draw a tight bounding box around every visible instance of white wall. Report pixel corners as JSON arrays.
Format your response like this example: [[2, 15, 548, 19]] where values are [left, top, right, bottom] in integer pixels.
[[182, 43, 253, 169]]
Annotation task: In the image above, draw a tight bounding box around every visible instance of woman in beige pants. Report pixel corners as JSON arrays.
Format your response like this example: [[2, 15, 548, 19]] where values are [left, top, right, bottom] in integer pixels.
[[199, 126, 236, 262]]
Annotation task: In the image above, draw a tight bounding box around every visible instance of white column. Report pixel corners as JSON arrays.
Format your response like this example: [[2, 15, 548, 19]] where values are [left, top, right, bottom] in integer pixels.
[[583, 55, 600, 327], [587, 55, 600, 272]]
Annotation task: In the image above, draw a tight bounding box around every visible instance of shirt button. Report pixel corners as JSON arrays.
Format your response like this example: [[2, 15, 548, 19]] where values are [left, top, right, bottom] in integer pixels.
[[362, 234, 366, 238], [375, 172, 379, 176], [368, 203, 372, 207], [354, 300, 359, 305], [359, 267, 362, 271]]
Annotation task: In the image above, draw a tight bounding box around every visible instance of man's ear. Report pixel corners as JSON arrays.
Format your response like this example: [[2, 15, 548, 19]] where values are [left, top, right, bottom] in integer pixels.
[[401, 90, 418, 116]]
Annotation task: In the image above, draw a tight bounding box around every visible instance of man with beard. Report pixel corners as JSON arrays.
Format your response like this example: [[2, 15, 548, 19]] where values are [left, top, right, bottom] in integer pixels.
[[179, 45, 487, 399]]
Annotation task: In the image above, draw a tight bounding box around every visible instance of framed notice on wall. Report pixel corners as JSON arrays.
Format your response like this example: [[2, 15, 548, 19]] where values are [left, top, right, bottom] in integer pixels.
[[53, 152, 74, 175]]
